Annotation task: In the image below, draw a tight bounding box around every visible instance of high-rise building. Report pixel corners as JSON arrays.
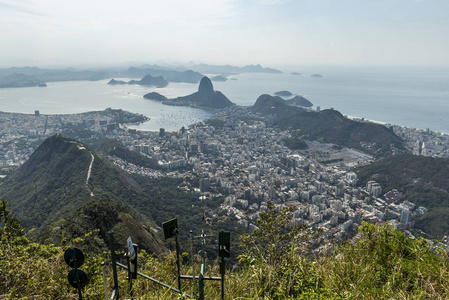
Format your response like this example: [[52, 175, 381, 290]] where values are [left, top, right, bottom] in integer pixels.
[[401, 209, 410, 225], [199, 178, 210, 192]]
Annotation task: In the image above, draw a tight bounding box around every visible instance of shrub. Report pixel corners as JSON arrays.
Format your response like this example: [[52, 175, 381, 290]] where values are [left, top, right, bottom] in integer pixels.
[[238, 201, 327, 299], [321, 222, 449, 299]]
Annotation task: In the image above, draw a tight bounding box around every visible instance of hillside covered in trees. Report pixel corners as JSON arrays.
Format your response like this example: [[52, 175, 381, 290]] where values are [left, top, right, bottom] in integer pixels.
[[357, 153, 449, 237], [251, 94, 405, 157], [0, 134, 240, 256]]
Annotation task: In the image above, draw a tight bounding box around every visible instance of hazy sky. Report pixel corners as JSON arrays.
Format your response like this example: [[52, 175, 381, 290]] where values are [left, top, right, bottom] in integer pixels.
[[1, 0, 449, 68]]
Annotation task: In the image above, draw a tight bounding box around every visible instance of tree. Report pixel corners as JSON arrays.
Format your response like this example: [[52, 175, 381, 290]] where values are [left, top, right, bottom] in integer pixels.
[[0, 200, 25, 242], [239, 201, 324, 299]]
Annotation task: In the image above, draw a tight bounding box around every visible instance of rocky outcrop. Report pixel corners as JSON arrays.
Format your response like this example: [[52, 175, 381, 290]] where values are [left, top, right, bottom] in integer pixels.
[[198, 76, 214, 93], [143, 92, 167, 101], [160, 76, 234, 109]]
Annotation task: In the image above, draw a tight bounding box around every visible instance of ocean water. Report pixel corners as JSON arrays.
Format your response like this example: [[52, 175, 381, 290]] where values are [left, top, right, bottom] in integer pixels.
[[0, 79, 214, 131], [214, 66, 449, 133], [0, 66, 448, 133]]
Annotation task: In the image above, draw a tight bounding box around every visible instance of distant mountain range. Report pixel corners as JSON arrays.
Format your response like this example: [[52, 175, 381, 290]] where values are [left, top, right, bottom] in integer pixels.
[[251, 94, 405, 157], [0, 68, 109, 88], [0, 63, 282, 88], [121, 67, 204, 83], [188, 63, 282, 74]]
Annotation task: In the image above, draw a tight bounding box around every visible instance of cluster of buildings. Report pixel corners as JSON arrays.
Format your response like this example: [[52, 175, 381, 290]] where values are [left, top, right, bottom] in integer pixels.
[[0, 106, 444, 243], [0, 109, 144, 167], [105, 108, 430, 243], [392, 125, 449, 157]]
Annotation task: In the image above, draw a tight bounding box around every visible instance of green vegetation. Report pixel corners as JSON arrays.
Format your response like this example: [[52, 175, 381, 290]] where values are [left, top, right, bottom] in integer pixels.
[[252, 95, 405, 157], [1, 135, 93, 228], [37, 198, 166, 255], [319, 158, 344, 165], [0, 200, 25, 242], [0, 135, 239, 256], [61, 124, 108, 145], [5, 135, 449, 298], [357, 153, 449, 237], [239, 202, 325, 299], [279, 109, 404, 157], [0, 166, 18, 177], [2, 200, 449, 299], [205, 118, 226, 128], [320, 222, 449, 299], [95, 138, 162, 170], [283, 137, 308, 150]]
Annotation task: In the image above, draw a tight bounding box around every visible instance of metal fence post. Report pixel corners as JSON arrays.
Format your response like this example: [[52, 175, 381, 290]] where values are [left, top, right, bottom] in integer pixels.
[[102, 262, 108, 300], [109, 231, 119, 299], [190, 230, 195, 293]]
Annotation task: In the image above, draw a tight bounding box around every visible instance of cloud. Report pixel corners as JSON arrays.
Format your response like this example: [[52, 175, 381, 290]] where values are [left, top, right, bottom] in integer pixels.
[[259, 0, 290, 5], [0, 1, 46, 16]]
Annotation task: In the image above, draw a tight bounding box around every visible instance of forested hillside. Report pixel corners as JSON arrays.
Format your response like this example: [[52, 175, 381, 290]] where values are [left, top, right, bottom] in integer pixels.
[[252, 94, 405, 157], [357, 153, 449, 237], [0, 134, 242, 256]]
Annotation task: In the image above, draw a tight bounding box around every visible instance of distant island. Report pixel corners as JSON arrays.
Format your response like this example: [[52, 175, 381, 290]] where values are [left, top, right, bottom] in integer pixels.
[[143, 76, 235, 110], [0, 66, 110, 88], [107, 79, 126, 85], [108, 74, 168, 88], [274, 91, 293, 97], [143, 92, 167, 101], [285, 95, 313, 108], [122, 67, 204, 83], [211, 75, 228, 82], [291, 72, 302, 76], [311, 74, 323, 78], [273, 91, 313, 107], [188, 63, 282, 74]]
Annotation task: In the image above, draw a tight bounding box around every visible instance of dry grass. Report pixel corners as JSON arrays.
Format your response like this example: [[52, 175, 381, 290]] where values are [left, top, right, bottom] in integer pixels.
[[2, 221, 449, 299]]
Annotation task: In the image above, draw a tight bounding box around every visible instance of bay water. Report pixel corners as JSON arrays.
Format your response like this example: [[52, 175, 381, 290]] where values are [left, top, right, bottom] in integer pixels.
[[0, 66, 447, 133]]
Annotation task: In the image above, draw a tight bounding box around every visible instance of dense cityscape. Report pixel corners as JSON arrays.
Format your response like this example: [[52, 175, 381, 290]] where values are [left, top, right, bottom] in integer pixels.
[[1, 106, 448, 249]]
